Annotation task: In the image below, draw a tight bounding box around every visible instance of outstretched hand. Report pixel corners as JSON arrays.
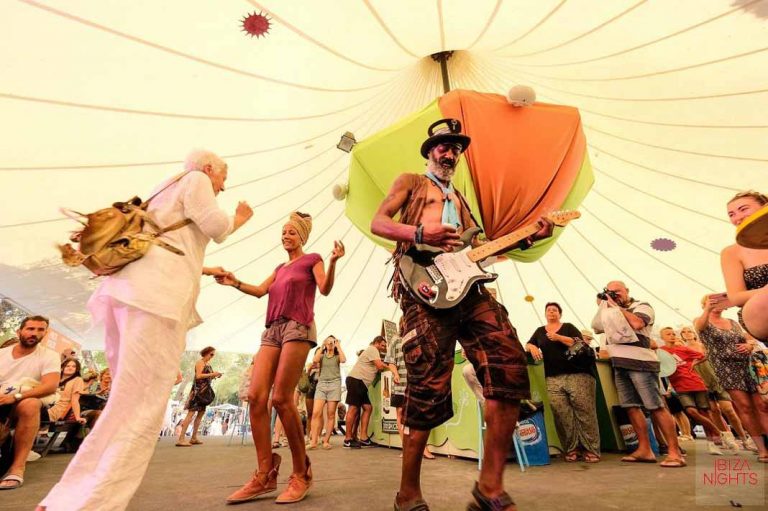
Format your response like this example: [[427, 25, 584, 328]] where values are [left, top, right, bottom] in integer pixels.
[[215, 272, 238, 287], [330, 240, 345, 262]]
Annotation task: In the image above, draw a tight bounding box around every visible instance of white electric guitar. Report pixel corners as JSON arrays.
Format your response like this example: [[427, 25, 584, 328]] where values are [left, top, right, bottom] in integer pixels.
[[398, 210, 580, 309]]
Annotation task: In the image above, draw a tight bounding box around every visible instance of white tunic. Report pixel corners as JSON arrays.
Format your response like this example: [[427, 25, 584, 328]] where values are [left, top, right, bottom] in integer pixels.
[[88, 171, 233, 329]]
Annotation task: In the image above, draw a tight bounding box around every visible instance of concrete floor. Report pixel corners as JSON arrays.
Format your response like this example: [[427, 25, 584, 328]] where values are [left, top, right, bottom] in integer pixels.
[[7, 437, 763, 511]]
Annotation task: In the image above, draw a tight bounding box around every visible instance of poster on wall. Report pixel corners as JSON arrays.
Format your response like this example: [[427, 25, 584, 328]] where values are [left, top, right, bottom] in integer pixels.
[[381, 319, 399, 434]]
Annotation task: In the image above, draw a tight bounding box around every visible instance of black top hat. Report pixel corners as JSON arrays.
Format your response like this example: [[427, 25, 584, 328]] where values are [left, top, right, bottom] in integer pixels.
[[420, 118, 471, 158]]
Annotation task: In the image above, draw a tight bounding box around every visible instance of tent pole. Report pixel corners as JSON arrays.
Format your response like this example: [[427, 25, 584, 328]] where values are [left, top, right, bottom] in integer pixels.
[[430, 51, 454, 93]]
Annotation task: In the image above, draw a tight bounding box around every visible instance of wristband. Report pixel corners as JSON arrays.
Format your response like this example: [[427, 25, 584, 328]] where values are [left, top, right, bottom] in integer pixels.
[[236, 280, 242, 290], [414, 223, 424, 244]]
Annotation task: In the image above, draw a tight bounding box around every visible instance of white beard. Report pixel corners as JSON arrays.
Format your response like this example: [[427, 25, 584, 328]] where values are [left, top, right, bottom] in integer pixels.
[[427, 159, 456, 182]]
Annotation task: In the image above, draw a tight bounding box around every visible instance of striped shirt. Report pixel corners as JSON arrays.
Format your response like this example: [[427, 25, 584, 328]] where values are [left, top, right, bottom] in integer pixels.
[[385, 336, 408, 396]]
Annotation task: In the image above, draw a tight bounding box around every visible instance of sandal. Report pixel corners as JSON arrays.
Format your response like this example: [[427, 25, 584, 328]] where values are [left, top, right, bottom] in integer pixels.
[[271, 441, 281, 449], [564, 451, 579, 462], [0, 474, 23, 490], [660, 457, 687, 468], [175, 441, 191, 447], [467, 482, 515, 511], [583, 453, 600, 463], [190, 439, 203, 445], [394, 493, 430, 511]]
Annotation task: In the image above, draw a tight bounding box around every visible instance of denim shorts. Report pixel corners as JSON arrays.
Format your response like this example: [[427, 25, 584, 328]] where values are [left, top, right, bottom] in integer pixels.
[[613, 368, 665, 410]]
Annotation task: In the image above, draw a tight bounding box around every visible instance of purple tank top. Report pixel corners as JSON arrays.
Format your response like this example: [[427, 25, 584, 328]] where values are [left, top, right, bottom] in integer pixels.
[[266, 253, 322, 327]]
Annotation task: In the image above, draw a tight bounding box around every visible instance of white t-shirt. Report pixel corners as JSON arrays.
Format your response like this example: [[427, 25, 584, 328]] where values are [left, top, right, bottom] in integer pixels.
[[0, 344, 60, 386]]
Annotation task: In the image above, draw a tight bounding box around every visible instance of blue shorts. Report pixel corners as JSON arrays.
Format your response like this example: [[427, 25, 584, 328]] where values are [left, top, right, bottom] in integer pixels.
[[614, 368, 665, 410]]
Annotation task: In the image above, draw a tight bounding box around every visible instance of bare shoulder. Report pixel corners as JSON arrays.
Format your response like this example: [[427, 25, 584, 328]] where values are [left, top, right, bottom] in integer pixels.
[[391, 173, 420, 191], [377, 173, 419, 213], [720, 244, 741, 263]]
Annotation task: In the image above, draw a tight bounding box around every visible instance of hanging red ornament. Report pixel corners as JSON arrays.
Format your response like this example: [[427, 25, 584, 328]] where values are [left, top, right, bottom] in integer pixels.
[[241, 11, 271, 38]]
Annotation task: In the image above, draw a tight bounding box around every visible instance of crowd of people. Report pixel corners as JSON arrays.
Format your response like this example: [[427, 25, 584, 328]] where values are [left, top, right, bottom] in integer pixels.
[[0, 122, 765, 511]]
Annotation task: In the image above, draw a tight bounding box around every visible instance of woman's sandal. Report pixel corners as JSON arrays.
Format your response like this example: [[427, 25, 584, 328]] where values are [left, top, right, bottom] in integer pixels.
[[564, 451, 580, 462], [583, 453, 600, 463]]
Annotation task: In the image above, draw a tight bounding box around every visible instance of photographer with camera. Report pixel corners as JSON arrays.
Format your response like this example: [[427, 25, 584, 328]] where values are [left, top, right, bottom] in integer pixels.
[[592, 281, 685, 468]]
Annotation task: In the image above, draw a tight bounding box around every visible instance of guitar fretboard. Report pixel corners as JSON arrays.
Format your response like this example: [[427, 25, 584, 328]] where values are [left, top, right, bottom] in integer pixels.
[[467, 223, 541, 263]]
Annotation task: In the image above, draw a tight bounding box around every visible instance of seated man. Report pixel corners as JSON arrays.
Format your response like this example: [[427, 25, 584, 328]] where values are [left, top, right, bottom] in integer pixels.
[[0, 316, 60, 490]]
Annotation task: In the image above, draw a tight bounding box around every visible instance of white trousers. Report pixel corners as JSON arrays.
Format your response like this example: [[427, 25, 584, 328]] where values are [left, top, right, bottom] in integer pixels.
[[40, 300, 187, 511]]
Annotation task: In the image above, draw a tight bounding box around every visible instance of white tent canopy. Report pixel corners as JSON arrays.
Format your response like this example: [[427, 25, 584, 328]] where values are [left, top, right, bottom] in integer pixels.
[[1, 0, 766, 353]]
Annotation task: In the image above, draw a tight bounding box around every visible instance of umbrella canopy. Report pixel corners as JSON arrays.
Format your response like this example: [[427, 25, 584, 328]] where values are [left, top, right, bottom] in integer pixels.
[[1, 1, 766, 354]]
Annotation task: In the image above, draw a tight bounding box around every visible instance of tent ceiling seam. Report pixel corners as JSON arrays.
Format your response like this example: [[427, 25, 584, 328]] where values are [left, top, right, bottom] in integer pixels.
[[245, 0, 404, 72], [499, 0, 648, 58], [19, 0, 393, 92]]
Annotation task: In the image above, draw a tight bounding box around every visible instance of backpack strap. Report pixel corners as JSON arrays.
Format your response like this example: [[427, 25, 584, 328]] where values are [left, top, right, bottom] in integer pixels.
[[157, 218, 193, 234], [143, 171, 190, 207]]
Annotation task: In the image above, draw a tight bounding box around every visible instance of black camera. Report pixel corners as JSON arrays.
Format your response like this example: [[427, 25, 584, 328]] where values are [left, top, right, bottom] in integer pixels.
[[596, 288, 619, 301]]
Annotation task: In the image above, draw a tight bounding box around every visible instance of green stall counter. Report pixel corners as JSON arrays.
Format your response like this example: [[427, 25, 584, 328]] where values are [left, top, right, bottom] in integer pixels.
[[368, 353, 625, 457]]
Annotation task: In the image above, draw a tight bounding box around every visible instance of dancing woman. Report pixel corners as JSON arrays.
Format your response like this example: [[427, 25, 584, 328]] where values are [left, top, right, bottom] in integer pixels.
[[220, 212, 344, 504], [721, 190, 768, 341]]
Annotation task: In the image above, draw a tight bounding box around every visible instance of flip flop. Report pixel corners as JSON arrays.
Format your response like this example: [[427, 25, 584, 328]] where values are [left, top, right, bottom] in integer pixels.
[[0, 474, 24, 490], [175, 442, 192, 447], [621, 455, 656, 463], [423, 452, 436, 460], [190, 439, 203, 445], [393, 493, 430, 511], [660, 458, 687, 468]]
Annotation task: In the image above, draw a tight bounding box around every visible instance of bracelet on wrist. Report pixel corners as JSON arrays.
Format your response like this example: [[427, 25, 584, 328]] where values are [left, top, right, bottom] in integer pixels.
[[236, 280, 242, 290], [414, 223, 424, 244]]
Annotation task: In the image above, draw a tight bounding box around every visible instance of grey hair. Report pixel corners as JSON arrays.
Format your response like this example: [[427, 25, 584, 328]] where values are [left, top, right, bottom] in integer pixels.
[[184, 150, 227, 175]]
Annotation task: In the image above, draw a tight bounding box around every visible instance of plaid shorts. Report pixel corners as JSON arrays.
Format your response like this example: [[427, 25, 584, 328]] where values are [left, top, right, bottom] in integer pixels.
[[399, 285, 530, 430]]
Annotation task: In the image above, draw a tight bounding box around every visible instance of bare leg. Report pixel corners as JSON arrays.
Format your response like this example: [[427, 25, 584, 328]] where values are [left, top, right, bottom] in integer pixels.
[[190, 412, 204, 442], [674, 411, 692, 438], [360, 403, 372, 440], [683, 407, 721, 440], [395, 427, 429, 506], [304, 396, 314, 440], [323, 401, 339, 446], [247, 346, 281, 473], [0, 398, 41, 487], [718, 400, 748, 440], [750, 392, 768, 434], [345, 405, 360, 442], [649, 408, 683, 461], [309, 398, 326, 448], [740, 287, 768, 340], [729, 390, 768, 457], [626, 407, 654, 459], [477, 399, 519, 501], [177, 410, 195, 444], [707, 400, 729, 432], [271, 341, 312, 477]]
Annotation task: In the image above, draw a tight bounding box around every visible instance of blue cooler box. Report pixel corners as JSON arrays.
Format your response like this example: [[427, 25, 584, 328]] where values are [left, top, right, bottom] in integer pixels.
[[516, 410, 550, 466]]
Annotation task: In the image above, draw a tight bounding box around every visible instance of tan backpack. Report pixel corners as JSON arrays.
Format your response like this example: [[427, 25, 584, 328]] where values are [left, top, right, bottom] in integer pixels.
[[59, 173, 192, 276]]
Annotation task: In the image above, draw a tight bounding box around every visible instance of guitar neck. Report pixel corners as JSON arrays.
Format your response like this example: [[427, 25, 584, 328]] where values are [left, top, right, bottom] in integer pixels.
[[467, 223, 540, 263]]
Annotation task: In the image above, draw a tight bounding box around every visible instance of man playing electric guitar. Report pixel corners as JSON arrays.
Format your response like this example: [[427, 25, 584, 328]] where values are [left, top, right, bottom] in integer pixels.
[[371, 118, 553, 511]]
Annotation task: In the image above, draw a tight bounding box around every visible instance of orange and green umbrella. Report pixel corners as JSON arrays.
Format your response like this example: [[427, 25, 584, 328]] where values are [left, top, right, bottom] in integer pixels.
[[345, 89, 593, 262]]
